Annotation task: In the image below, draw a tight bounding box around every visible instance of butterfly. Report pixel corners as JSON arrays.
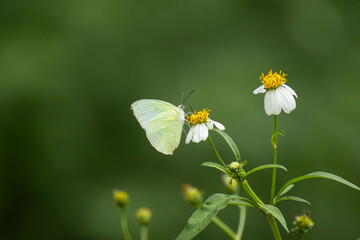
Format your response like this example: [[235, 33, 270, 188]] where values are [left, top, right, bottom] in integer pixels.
[[131, 99, 185, 155]]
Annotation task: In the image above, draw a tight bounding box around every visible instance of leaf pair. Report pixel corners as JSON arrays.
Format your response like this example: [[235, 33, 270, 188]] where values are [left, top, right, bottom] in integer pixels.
[[175, 194, 252, 240], [176, 193, 289, 239], [202, 161, 287, 178], [275, 171, 360, 200], [210, 129, 288, 177]]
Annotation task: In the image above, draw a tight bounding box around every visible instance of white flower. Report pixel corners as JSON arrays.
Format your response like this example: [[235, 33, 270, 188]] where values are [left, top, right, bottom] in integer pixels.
[[185, 109, 225, 144], [253, 70, 298, 115]]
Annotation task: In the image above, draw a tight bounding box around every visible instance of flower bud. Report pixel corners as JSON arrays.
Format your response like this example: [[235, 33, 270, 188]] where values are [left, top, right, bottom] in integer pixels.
[[229, 162, 241, 172], [222, 174, 239, 195], [182, 184, 203, 207], [113, 190, 129, 208], [239, 169, 247, 179], [136, 208, 152, 225], [291, 210, 314, 237]]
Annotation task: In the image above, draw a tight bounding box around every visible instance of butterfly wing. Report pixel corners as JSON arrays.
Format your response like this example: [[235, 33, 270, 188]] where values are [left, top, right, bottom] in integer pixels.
[[131, 99, 184, 155], [146, 110, 184, 155]]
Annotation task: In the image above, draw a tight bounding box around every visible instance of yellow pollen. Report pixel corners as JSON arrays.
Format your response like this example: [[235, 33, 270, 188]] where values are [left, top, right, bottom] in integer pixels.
[[260, 70, 287, 89], [187, 109, 210, 125]]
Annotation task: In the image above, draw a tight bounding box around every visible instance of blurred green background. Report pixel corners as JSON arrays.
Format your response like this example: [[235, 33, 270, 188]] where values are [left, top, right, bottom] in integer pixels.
[[1, 0, 360, 239]]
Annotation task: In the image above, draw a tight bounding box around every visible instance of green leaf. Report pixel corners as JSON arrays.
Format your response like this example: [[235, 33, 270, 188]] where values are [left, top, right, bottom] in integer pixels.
[[276, 171, 360, 199], [246, 164, 287, 176], [213, 129, 241, 162], [176, 194, 249, 240], [276, 196, 311, 205], [271, 131, 285, 149], [278, 184, 294, 197], [229, 198, 256, 208], [201, 162, 230, 174], [260, 205, 289, 233]]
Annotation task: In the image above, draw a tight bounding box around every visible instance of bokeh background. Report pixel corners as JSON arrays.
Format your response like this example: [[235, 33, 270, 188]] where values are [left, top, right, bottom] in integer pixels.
[[1, 0, 360, 239]]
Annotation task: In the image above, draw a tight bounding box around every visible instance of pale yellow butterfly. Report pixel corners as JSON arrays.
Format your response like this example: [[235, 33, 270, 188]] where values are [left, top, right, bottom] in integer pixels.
[[131, 99, 185, 155]]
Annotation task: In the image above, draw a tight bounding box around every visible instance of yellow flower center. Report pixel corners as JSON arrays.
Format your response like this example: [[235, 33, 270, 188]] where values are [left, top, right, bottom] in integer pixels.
[[260, 70, 287, 89], [113, 190, 129, 207], [136, 208, 152, 225], [187, 109, 210, 125]]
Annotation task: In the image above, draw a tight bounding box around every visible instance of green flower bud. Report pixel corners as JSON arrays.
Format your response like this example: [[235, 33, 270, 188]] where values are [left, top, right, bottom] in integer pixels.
[[113, 190, 129, 208], [182, 184, 203, 207], [136, 208, 152, 225], [238, 169, 246, 179], [291, 210, 314, 237], [229, 162, 241, 172]]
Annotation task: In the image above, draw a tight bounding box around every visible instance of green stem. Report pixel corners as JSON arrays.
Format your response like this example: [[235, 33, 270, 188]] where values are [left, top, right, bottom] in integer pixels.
[[208, 136, 227, 169], [241, 180, 265, 205], [208, 135, 281, 239], [240, 181, 266, 215], [120, 207, 133, 240], [267, 215, 282, 240], [270, 115, 278, 204], [241, 181, 282, 240], [212, 217, 236, 239], [140, 225, 148, 240], [207, 137, 240, 240], [235, 206, 247, 240]]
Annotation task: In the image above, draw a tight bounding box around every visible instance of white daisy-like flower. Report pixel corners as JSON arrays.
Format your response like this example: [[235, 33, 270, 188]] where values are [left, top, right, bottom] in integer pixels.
[[253, 70, 298, 115], [185, 109, 225, 144]]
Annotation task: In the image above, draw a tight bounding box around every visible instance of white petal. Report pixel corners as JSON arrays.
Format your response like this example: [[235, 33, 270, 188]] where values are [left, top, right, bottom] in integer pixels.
[[282, 84, 297, 98], [281, 86, 296, 110], [206, 121, 214, 130], [278, 86, 296, 113], [185, 127, 194, 144], [273, 90, 283, 115], [264, 90, 281, 115], [253, 85, 266, 94], [264, 91, 272, 115], [200, 124, 209, 141], [192, 124, 201, 143], [276, 86, 292, 113], [211, 120, 225, 130]]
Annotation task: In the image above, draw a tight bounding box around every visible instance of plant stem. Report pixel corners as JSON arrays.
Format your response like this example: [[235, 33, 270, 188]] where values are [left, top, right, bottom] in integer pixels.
[[140, 225, 148, 240], [120, 207, 133, 240], [267, 215, 282, 240], [208, 136, 227, 169], [270, 115, 278, 204], [208, 129, 282, 239], [241, 180, 265, 205], [241, 181, 282, 239], [212, 217, 236, 239], [207, 136, 240, 239], [235, 206, 247, 240]]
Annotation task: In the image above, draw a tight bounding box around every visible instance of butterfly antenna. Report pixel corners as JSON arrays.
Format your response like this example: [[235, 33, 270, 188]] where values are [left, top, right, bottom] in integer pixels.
[[182, 90, 195, 104], [189, 105, 194, 112], [180, 92, 185, 105]]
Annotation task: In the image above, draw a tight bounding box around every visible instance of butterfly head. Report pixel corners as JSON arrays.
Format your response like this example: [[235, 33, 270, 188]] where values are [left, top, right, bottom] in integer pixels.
[[178, 105, 185, 111]]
